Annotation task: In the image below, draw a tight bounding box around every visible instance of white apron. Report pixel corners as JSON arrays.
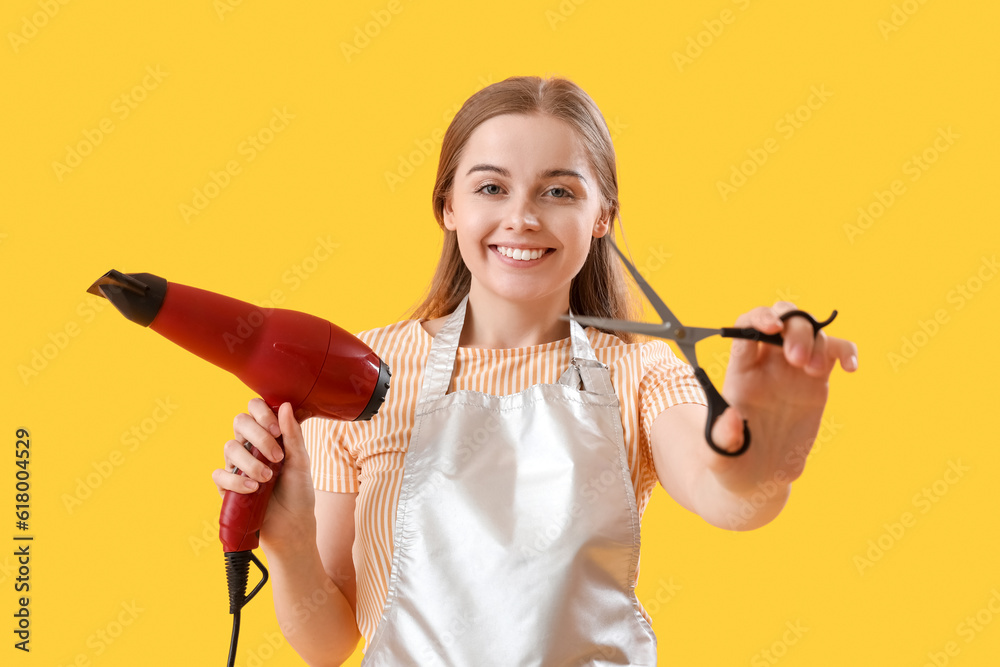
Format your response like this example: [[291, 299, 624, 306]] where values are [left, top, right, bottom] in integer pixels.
[[361, 295, 657, 666]]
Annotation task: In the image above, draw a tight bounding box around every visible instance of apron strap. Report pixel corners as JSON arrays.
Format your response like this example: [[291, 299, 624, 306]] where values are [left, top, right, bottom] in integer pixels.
[[417, 294, 468, 402]]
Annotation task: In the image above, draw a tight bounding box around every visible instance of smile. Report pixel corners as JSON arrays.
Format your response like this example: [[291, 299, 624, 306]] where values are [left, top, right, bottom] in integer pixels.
[[493, 246, 552, 261]]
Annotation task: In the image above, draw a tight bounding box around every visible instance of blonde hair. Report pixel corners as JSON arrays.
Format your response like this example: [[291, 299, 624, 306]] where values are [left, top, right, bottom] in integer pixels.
[[411, 75, 638, 342]]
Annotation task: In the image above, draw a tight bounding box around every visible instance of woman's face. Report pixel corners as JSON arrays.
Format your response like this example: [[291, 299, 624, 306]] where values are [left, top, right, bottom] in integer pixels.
[[444, 113, 609, 308]]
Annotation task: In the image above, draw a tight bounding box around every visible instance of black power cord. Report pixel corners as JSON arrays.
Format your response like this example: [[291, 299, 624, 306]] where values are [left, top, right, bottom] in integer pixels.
[[224, 550, 269, 667]]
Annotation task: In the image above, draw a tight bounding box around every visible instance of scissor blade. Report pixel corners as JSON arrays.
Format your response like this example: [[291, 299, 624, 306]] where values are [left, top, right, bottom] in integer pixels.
[[563, 315, 676, 339], [608, 239, 683, 328]]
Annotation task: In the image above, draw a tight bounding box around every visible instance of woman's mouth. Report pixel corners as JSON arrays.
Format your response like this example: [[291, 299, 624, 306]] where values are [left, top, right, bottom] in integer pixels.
[[492, 245, 553, 262]]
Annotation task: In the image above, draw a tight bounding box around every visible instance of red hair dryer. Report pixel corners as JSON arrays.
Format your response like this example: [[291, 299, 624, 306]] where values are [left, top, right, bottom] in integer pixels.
[[87, 269, 390, 665]]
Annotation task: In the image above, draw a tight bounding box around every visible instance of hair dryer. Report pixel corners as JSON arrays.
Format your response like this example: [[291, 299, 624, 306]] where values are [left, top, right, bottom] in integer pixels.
[[87, 269, 390, 665]]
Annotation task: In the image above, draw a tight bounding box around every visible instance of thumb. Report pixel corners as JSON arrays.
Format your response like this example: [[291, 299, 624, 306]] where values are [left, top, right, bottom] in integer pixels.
[[276, 402, 308, 469], [709, 405, 746, 455]]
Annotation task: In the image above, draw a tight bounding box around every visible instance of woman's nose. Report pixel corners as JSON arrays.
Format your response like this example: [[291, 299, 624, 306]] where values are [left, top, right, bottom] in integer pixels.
[[505, 195, 540, 230]]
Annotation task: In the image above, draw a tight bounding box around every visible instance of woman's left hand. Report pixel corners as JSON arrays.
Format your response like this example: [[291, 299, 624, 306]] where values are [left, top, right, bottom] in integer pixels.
[[707, 301, 859, 495]]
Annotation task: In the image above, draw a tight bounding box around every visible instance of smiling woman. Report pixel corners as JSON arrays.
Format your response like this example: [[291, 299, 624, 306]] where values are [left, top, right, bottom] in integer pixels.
[[213, 75, 857, 667]]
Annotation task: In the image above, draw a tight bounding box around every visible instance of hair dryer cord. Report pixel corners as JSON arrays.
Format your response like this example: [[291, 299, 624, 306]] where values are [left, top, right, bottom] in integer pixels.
[[224, 550, 269, 667]]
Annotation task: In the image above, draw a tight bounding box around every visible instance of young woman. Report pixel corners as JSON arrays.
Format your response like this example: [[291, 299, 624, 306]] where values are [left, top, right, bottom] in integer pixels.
[[213, 76, 858, 666]]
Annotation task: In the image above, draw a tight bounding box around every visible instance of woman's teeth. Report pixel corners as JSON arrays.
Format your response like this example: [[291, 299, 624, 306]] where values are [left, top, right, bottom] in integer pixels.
[[496, 246, 547, 261]]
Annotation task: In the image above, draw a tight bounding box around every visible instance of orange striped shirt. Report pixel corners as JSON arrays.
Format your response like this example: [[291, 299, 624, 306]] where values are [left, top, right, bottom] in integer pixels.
[[303, 318, 707, 647]]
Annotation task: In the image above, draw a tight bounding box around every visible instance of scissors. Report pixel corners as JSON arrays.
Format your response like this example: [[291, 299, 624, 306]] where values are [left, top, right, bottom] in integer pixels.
[[564, 241, 837, 457]]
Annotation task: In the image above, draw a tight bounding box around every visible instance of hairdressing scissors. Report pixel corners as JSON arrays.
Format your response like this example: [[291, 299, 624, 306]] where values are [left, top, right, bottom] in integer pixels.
[[565, 241, 837, 457]]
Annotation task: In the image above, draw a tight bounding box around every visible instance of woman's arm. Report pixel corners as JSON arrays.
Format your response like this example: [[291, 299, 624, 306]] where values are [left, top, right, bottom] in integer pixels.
[[649, 302, 858, 531], [267, 491, 361, 666]]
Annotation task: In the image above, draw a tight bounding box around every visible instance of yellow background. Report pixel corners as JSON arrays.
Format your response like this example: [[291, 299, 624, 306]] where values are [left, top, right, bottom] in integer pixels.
[[3, 0, 998, 665]]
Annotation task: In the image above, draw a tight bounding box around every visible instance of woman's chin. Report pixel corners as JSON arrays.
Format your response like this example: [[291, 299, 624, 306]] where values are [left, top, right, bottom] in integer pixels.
[[471, 280, 569, 308]]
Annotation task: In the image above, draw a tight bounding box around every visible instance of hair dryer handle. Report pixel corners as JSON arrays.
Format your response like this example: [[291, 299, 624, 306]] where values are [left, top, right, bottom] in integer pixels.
[[219, 438, 284, 553]]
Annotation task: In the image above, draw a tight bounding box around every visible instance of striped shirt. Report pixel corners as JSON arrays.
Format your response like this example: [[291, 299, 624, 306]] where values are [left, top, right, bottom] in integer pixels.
[[303, 318, 707, 646]]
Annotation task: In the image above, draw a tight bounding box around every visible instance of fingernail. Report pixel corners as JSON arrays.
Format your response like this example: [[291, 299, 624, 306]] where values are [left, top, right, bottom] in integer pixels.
[[244, 479, 258, 490], [275, 449, 284, 462], [261, 468, 272, 481], [269, 424, 281, 437], [847, 355, 859, 371]]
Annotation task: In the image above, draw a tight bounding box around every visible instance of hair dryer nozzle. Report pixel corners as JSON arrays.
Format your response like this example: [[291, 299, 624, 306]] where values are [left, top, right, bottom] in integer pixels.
[[88, 270, 167, 327]]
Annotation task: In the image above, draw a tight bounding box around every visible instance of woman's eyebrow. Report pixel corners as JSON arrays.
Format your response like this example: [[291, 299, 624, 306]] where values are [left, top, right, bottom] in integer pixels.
[[542, 168, 587, 183], [466, 163, 509, 177]]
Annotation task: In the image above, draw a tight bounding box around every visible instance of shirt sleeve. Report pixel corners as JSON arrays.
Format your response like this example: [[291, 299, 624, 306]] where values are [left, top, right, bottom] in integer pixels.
[[637, 339, 708, 473], [302, 416, 360, 493]]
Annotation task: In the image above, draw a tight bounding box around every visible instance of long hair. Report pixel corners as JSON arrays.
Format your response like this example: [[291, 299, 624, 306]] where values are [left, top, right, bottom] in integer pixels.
[[410, 76, 639, 342]]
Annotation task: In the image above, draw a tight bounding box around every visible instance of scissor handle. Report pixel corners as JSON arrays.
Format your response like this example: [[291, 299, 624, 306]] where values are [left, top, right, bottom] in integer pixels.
[[699, 309, 838, 456], [694, 367, 751, 457], [720, 328, 786, 346], [720, 309, 838, 347]]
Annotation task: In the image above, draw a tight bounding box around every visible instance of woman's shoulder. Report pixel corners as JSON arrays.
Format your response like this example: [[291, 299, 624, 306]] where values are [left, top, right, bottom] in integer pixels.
[[353, 318, 433, 355], [354, 320, 425, 346]]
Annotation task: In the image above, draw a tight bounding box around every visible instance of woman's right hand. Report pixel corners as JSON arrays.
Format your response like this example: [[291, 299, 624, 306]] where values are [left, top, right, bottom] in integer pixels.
[[211, 399, 318, 555]]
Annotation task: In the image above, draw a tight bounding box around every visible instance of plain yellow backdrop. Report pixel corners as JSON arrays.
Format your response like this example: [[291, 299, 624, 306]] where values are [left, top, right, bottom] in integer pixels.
[[2, 0, 998, 665]]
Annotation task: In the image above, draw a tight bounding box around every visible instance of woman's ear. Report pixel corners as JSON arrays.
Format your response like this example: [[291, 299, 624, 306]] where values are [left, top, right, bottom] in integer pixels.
[[443, 197, 456, 231], [592, 213, 611, 238]]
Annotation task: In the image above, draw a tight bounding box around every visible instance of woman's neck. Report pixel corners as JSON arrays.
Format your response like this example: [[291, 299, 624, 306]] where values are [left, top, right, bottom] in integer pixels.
[[458, 284, 571, 349]]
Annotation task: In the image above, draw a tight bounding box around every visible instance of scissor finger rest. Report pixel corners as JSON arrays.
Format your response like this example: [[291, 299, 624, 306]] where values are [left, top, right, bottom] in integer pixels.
[[779, 308, 837, 333]]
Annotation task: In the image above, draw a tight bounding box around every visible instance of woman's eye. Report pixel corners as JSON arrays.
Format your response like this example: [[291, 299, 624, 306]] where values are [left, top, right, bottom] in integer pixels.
[[478, 184, 502, 195], [548, 187, 573, 198]]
